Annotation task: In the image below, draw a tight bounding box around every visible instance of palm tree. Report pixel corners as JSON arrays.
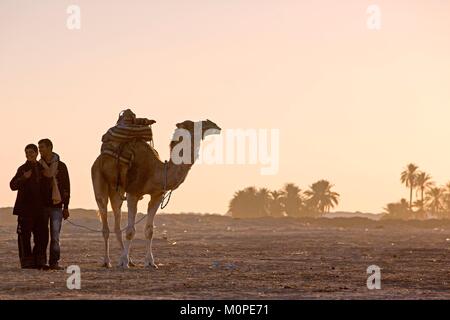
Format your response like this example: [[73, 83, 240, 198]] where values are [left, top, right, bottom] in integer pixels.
[[415, 171, 434, 209], [269, 190, 285, 217], [383, 198, 410, 219], [412, 199, 425, 219], [255, 188, 271, 217], [280, 183, 303, 217], [229, 187, 258, 218], [443, 182, 450, 214], [304, 180, 340, 215], [425, 187, 444, 217], [400, 163, 419, 210]]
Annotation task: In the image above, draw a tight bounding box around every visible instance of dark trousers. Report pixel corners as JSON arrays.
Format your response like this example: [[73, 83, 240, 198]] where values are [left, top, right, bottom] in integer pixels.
[[17, 214, 48, 268]]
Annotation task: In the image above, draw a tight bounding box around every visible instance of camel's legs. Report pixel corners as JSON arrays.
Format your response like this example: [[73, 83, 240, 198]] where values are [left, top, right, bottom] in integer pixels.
[[109, 190, 127, 265], [110, 190, 137, 267], [92, 159, 112, 268], [118, 194, 139, 268], [144, 193, 164, 268], [97, 199, 111, 268]]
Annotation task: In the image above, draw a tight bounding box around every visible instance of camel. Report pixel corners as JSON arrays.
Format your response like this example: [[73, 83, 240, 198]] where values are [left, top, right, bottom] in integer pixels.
[[91, 119, 221, 268]]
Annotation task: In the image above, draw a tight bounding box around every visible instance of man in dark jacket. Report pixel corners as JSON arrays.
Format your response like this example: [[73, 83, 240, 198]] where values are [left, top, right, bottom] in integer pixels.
[[10, 144, 48, 269], [38, 138, 70, 270]]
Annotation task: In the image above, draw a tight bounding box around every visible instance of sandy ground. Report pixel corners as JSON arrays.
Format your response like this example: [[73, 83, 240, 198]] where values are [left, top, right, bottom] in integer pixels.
[[1, 208, 450, 300]]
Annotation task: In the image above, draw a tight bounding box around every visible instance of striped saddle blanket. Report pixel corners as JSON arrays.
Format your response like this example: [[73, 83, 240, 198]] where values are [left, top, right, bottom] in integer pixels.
[[101, 141, 160, 166], [102, 124, 153, 144], [100, 124, 153, 165], [101, 142, 135, 166]]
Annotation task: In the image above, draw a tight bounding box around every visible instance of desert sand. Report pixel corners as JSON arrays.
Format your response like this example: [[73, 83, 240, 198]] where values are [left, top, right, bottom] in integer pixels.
[[1, 208, 450, 300]]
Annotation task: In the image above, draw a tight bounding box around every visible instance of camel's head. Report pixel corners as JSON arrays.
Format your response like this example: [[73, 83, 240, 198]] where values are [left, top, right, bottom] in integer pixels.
[[176, 119, 221, 139], [171, 120, 221, 164], [201, 119, 221, 137]]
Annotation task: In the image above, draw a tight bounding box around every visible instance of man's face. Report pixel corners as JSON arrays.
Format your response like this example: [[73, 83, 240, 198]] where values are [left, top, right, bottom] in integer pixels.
[[25, 148, 38, 162], [38, 143, 51, 159]]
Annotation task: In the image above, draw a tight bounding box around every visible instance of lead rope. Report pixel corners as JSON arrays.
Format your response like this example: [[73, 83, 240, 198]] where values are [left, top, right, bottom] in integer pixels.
[[160, 160, 173, 209], [65, 214, 147, 233]]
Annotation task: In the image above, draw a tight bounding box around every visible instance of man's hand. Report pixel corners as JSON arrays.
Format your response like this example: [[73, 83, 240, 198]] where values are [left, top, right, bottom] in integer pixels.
[[63, 209, 70, 220], [43, 168, 52, 178], [23, 170, 32, 179]]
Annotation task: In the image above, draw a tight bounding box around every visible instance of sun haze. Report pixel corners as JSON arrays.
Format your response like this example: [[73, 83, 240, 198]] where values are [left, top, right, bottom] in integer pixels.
[[1, 0, 450, 214]]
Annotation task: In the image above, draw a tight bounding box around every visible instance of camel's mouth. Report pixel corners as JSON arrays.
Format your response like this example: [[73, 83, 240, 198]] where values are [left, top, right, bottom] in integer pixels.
[[204, 120, 221, 134], [202, 128, 221, 140], [209, 127, 221, 134], [204, 124, 221, 136]]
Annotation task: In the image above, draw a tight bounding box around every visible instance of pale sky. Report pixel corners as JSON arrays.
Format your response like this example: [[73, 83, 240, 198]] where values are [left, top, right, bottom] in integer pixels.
[[1, 0, 450, 214]]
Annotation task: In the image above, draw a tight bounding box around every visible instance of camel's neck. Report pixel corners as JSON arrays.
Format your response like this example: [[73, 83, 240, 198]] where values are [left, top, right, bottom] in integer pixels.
[[165, 133, 202, 190], [164, 161, 192, 191]]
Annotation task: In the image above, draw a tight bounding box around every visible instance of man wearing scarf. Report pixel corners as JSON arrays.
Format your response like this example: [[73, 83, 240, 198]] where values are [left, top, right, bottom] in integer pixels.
[[38, 138, 71, 270]]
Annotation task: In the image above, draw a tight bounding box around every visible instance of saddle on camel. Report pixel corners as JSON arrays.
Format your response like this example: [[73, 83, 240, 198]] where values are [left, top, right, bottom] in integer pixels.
[[100, 109, 157, 197]]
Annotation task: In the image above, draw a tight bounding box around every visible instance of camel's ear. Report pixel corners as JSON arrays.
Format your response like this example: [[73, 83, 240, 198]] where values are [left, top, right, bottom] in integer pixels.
[[176, 120, 194, 129], [176, 122, 189, 129], [204, 119, 221, 131]]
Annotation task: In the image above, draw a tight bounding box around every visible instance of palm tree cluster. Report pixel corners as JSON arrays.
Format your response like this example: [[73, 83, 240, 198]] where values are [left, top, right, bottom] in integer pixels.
[[384, 163, 450, 219], [229, 180, 340, 218]]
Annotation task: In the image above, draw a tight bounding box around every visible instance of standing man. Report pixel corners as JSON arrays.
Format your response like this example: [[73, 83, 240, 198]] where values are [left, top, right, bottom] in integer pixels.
[[10, 144, 48, 269], [38, 139, 70, 270]]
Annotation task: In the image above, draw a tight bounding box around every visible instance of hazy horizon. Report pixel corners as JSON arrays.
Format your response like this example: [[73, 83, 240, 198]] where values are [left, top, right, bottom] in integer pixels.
[[2, 0, 450, 214]]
